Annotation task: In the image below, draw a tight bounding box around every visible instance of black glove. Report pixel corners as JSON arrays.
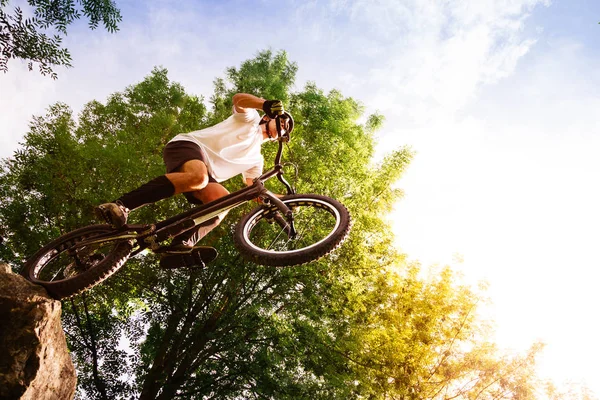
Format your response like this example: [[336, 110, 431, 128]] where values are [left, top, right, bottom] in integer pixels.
[[262, 100, 284, 118]]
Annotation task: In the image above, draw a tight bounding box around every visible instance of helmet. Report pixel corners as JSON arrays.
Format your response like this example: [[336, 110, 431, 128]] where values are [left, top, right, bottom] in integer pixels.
[[275, 112, 294, 142]]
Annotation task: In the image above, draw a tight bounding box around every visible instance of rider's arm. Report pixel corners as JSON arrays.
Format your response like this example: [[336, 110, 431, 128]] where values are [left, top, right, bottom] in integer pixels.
[[233, 93, 266, 113]]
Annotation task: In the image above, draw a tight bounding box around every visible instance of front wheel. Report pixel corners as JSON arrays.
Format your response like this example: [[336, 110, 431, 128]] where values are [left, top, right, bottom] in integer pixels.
[[22, 225, 134, 299], [234, 194, 351, 266]]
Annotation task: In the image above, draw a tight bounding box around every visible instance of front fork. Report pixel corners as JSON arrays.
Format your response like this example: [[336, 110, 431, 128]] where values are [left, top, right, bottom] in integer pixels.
[[260, 191, 298, 239]]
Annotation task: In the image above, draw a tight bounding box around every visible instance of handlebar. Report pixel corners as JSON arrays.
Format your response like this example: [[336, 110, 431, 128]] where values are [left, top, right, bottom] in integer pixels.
[[274, 139, 294, 195], [256, 132, 295, 196]]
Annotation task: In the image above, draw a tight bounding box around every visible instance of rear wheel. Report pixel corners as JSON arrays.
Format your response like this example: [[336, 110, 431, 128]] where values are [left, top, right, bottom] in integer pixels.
[[22, 225, 133, 299], [234, 194, 351, 266]]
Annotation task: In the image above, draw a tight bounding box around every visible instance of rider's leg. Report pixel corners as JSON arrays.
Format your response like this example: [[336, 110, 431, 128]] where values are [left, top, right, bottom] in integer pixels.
[[97, 158, 210, 227], [120, 159, 209, 208], [160, 183, 229, 269], [165, 159, 212, 195], [169, 182, 230, 248], [95, 175, 176, 227], [115, 175, 175, 210]]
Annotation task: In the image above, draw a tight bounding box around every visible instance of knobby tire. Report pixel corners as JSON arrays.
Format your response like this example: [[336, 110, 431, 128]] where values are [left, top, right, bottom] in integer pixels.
[[22, 225, 133, 300], [234, 194, 351, 266]]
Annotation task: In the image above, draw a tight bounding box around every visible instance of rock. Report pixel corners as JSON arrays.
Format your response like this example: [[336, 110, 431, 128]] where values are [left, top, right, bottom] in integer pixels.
[[0, 263, 76, 400]]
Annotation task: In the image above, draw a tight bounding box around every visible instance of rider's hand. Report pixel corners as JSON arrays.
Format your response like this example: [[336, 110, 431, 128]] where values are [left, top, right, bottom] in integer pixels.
[[262, 100, 284, 118]]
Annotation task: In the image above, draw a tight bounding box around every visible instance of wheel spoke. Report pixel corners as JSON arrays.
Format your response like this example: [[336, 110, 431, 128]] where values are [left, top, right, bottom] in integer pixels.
[[49, 268, 64, 282], [266, 225, 288, 251], [249, 201, 334, 253], [23, 225, 135, 299], [35, 234, 120, 282], [288, 206, 318, 250], [235, 194, 350, 267]]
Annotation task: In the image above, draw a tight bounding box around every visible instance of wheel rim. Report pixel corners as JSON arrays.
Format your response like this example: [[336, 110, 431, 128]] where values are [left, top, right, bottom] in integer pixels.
[[242, 198, 341, 255]]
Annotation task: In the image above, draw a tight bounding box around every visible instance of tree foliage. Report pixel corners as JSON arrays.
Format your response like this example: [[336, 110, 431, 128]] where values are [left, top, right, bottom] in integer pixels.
[[0, 50, 561, 399], [0, 0, 121, 78]]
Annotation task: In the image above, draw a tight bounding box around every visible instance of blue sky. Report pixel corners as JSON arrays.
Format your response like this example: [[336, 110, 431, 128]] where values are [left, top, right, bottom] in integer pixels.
[[2, 0, 600, 395]]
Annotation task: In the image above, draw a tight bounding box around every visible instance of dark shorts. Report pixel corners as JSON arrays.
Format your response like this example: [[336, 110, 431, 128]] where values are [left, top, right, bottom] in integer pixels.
[[162, 140, 217, 204]]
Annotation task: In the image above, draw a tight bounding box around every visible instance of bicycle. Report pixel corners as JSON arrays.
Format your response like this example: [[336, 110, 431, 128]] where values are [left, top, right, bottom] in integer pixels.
[[22, 114, 352, 300]]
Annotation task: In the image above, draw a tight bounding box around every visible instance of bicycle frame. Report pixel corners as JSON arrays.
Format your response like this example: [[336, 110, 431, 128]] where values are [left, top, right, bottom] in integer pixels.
[[75, 139, 297, 255]]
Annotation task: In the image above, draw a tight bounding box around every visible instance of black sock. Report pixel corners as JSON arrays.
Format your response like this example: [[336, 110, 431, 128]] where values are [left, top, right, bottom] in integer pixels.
[[117, 175, 175, 210]]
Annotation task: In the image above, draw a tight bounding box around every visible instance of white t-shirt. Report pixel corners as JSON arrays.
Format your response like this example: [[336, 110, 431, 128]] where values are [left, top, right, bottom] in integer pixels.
[[169, 108, 264, 183]]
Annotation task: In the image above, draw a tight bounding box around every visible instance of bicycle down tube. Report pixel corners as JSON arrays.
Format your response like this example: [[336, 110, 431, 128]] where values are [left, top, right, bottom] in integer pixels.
[[152, 179, 291, 242]]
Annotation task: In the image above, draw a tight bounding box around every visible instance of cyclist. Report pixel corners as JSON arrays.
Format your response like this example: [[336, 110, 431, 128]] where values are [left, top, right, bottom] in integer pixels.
[[95, 93, 292, 269]]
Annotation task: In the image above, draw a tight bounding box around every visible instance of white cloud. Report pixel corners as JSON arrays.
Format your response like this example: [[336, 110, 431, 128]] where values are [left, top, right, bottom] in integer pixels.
[[355, 0, 547, 130], [0, 64, 57, 154]]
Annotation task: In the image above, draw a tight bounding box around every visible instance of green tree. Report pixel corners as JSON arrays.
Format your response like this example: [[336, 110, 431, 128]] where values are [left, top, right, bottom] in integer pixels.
[[0, 0, 121, 78], [0, 66, 205, 399], [0, 50, 565, 399]]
